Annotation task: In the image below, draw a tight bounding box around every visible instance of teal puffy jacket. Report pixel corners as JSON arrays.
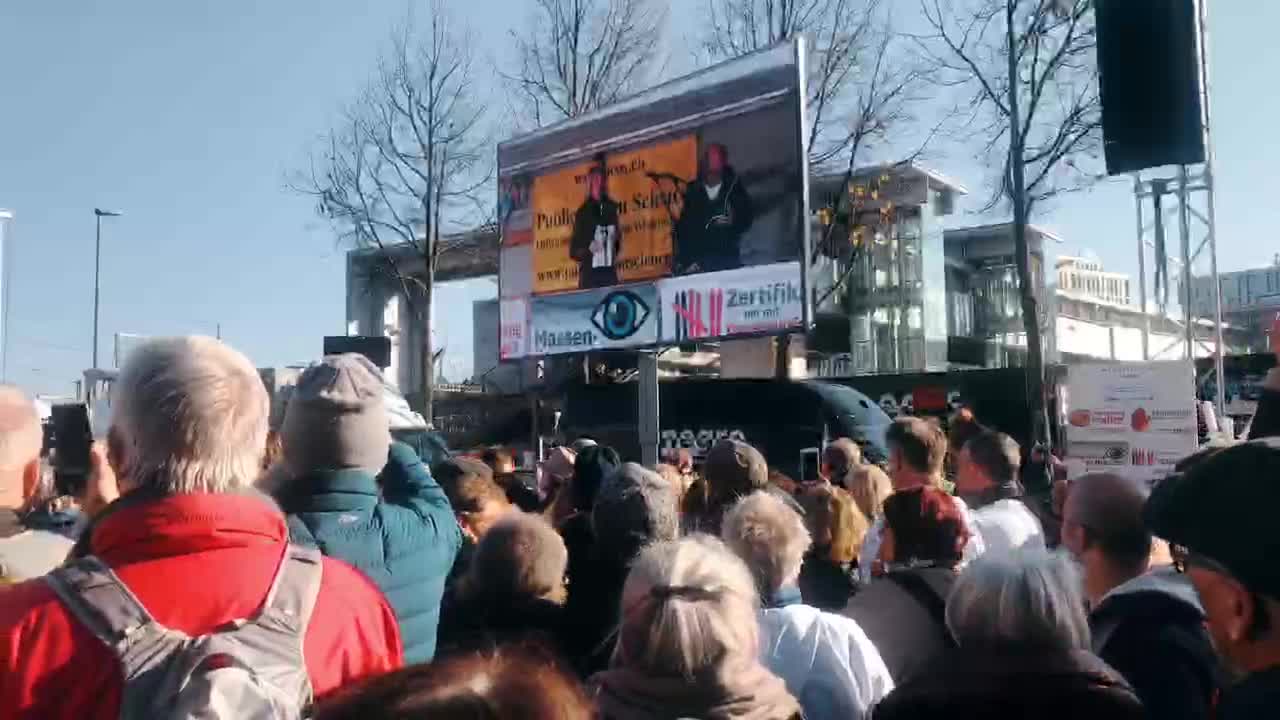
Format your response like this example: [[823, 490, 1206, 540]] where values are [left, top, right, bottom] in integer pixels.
[[277, 441, 461, 664]]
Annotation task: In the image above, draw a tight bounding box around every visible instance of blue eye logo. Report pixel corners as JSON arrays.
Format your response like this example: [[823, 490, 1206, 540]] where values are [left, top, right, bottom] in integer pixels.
[[592, 290, 651, 341]]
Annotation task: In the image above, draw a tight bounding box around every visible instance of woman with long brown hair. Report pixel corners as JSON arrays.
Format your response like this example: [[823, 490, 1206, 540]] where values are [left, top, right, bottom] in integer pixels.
[[797, 484, 870, 609]]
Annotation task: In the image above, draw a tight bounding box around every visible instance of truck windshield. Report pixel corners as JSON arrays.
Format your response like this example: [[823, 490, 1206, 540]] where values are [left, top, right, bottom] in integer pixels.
[[806, 382, 892, 463]]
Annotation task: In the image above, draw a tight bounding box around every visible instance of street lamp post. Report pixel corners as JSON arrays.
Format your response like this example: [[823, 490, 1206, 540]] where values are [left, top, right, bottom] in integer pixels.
[[0, 210, 12, 382], [93, 208, 121, 370]]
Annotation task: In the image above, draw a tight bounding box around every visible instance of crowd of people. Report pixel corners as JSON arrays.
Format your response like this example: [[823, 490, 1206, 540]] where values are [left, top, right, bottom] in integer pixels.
[[0, 334, 1275, 719]]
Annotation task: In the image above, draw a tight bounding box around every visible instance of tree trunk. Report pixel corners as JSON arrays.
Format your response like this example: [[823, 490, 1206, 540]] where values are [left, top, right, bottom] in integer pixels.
[[1006, 1, 1052, 487], [421, 262, 436, 427], [1012, 205, 1051, 454]]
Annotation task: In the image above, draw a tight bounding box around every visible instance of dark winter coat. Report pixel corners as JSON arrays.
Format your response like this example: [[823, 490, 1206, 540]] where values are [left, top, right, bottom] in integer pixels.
[[1248, 368, 1280, 440], [277, 441, 462, 665], [564, 544, 630, 677], [798, 552, 861, 611], [871, 648, 1146, 720], [437, 594, 570, 663], [1090, 567, 1223, 720], [1219, 666, 1280, 720], [675, 168, 754, 274], [561, 511, 597, 601], [843, 567, 958, 684]]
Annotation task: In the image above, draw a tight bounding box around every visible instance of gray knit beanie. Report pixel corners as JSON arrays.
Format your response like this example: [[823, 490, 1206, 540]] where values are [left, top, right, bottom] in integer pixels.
[[592, 462, 679, 560], [281, 353, 391, 475]]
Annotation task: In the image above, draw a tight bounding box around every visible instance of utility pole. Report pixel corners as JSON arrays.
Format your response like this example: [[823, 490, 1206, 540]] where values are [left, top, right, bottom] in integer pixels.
[[92, 208, 122, 370], [0, 209, 12, 383]]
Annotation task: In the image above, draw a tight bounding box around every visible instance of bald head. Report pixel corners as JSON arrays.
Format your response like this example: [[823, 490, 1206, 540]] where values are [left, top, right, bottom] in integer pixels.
[[0, 386, 42, 509], [1063, 472, 1152, 571], [0, 387, 40, 467]]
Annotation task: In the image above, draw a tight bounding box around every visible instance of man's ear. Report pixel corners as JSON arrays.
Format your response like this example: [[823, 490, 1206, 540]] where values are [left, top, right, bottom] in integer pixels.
[[21, 458, 40, 502], [107, 428, 126, 487], [1227, 584, 1255, 645]]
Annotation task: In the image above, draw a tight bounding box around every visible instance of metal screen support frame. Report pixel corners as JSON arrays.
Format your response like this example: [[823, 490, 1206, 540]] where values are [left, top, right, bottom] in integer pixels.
[[1129, 0, 1225, 419]]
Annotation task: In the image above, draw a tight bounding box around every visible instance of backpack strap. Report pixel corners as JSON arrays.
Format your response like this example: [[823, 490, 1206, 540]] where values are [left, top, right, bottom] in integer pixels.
[[44, 556, 154, 648], [887, 571, 957, 649], [261, 544, 323, 627]]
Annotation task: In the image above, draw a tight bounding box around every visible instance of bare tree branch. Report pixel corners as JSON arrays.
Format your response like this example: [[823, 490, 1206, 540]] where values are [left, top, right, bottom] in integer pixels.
[[698, 0, 928, 172], [917, 0, 1101, 212], [505, 0, 668, 126], [293, 0, 493, 419], [915, 0, 1101, 467]]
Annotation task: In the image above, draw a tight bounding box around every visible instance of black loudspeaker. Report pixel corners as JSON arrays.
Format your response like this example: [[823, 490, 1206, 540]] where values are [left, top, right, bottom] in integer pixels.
[[1096, 0, 1205, 175], [324, 335, 392, 368]]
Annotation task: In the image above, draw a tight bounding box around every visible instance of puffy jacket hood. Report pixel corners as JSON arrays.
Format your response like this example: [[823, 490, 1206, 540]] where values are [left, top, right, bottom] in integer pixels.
[[1095, 566, 1204, 617], [1090, 566, 1205, 652]]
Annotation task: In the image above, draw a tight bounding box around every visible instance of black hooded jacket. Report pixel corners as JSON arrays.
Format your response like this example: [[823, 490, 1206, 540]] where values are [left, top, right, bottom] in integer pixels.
[[872, 647, 1145, 720], [1248, 368, 1280, 440], [1090, 567, 1223, 720]]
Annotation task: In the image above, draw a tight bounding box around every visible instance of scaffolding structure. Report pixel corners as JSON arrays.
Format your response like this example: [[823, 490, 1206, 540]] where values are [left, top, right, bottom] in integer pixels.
[[1130, 0, 1226, 418]]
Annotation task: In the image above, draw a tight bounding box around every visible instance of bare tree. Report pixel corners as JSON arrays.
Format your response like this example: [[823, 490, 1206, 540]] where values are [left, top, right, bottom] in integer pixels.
[[507, 0, 668, 126], [920, 0, 1100, 211], [918, 0, 1100, 462], [298, 3, 491, 421], [700, 0, 925, 169]]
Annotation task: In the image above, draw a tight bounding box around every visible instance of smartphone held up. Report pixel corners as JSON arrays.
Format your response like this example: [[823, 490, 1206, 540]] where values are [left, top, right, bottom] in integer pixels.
[[49, 403, 93, 498]]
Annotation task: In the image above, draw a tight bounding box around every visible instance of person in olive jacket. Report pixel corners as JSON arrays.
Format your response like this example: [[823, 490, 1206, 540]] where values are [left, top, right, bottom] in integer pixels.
[[274, 354, 462, 665]]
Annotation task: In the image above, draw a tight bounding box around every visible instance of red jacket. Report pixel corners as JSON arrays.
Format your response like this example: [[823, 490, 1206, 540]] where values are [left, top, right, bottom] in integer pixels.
[[0, 492, 404, 719]]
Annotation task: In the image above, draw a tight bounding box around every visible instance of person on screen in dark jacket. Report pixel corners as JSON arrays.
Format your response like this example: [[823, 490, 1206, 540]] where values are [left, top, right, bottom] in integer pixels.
[[843, 486, 967, 684], [1063, 471, 1221, 720], [569, 165, 622, 289], [675, 143, 754, 275], [1146, 439, 1280, 720], [275, 353, 462, 665]]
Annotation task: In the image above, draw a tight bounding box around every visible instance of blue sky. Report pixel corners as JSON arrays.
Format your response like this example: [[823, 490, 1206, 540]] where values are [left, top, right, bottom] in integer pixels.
[[0, 1, 1275, 396]]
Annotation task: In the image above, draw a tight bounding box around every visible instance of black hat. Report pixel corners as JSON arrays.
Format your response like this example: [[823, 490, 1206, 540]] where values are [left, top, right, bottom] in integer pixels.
[[1145, 437, 1280, 598], [704, 439, 768, 502], [572, 444, 622, 511]]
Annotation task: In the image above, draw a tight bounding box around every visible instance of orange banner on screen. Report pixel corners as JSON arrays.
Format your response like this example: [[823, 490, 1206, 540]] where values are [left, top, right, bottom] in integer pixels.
[[530, 135, 697, 295]]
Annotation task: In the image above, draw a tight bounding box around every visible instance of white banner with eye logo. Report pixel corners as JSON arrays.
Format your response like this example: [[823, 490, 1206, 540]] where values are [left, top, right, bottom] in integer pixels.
[[529, 284, 659, 356]]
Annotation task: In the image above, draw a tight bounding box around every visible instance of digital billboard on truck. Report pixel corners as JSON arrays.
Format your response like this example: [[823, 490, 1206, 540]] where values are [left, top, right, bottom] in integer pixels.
[[497, 39, 811, 358]]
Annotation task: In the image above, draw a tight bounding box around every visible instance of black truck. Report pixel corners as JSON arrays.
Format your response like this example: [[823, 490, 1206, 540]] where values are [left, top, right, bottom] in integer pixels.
[[563, 379, 892, 481]]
